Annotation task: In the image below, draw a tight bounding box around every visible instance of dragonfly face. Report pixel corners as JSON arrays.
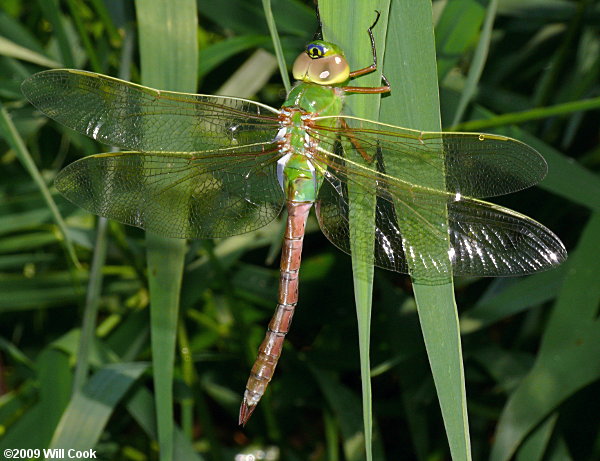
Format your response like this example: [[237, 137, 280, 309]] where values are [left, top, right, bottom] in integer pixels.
[[292, 40, 350, 85]]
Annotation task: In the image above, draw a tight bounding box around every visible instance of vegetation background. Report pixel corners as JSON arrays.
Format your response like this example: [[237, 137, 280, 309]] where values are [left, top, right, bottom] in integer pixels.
[[0, 0, 598, 460]]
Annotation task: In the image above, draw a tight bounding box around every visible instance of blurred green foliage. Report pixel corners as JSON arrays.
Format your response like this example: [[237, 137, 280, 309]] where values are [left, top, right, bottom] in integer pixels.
[[0, 0, 598, 460]]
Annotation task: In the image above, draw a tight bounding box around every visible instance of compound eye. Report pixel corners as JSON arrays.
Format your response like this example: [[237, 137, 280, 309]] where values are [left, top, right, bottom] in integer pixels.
[[307, 54, 349, 84], [292, 52, 312, 81], [306, 43, 326, 59]]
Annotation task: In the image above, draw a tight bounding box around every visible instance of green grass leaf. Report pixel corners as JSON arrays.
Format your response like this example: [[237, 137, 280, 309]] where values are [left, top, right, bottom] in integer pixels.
[[0, 348, 72, 450], [0, 104, 80, 268], [49, 363, 149, 451], [491, 212, 600, 461], [435, 0, 486, 82], [126, 387, 206, 461], [320, 2, 390, 459], [380, 3, 472, 461], [134, 1, 198, 460], [262, 0, 291, 92], [0, 36, 62, 68], [460, 267, 566, 334], [311, 366, 386, 461], [37, 0, 74, 67], [451, 96, 600, 132], [450, 0, 498, 126]]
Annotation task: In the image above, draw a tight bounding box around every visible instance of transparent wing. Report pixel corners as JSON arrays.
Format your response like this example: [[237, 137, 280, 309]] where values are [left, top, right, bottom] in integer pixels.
[[312, 119, 566, 283], [21, 69, 281, 152], [55, 148, 285, 239], [312, 115, 547, 198]]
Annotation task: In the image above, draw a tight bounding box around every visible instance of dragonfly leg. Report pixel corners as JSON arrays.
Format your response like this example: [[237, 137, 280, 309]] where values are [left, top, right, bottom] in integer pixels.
[[348, 10, 382, 78], [340, 82, 390, 94], [313, 1, 323, 40], [340, 118, 375, 163], [343, 11, 391, 94]]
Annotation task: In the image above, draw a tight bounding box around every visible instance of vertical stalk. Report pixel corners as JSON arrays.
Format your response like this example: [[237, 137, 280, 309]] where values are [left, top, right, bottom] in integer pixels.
[[381, 3, 472, 460], [262, 0, 291, 93], [73, 47, 133, 392], [72, 217, 107, 391], [135, 1, 198, 460], [323, 1, 473, 460], [320, 2, 390, 460], [177, 321, 194, 439]]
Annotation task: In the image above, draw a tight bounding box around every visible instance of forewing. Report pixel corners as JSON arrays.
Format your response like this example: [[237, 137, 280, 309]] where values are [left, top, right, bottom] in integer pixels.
[[21, 69, 280, 152], [55, 148, 285, 239], [314, 132, 566, 283], [312, 116, 547, 199]]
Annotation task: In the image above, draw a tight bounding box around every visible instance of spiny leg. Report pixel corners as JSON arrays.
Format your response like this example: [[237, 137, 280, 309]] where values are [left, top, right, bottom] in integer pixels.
[[348, 10, 382, 78], [342, 10, 391, 94], [340, 83, 390, 94], [340, 118, 375, 163], [313, 0, 323, 40]]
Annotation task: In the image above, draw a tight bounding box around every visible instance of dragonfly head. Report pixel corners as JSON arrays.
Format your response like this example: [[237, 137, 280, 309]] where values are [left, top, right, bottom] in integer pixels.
[[292, 40, 350, 85]]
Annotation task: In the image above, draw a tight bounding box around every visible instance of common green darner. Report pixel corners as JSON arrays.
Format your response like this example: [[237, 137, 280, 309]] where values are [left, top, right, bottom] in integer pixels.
[[21, 17, 566, 426]]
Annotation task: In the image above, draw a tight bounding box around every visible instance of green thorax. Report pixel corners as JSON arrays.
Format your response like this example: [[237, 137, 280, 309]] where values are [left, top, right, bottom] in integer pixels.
[[277, 83, 344, 203], [283, 82, 344, 117]]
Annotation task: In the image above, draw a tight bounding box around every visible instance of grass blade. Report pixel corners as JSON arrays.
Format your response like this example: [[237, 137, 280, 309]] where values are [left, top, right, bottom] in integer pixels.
[[450, 0, 498, 126], [435, 0, 486, 82], [516, 414, 558, 461], [452, 95, 600, 131], [64, 0, 102, 72], [216, 49, 277, 96], [262, 0, 291, 93], [72, 217, 108, 391], [0, 104, 80, 269], [50, 363, 149, 451], [491, 212, 600, 461], [36, 0, 74, 67], [72, 32, 135, 393], [0, 347, 72, 450], [0, 35, 62, 67], [320, 2, 390, 459], [313, 369, 386, 461], [134, 1, 198, 460], [127, 387, 205, 461], [380, 2, 472, 460], [460, 267, 566, 334]]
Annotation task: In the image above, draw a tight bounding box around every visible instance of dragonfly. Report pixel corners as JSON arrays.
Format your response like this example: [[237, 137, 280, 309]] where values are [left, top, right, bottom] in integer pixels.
[[22, 16, 566, 426]]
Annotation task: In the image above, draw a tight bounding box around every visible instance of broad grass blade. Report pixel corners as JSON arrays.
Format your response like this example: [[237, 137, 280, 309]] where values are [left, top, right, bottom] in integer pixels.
[[135, 1, 198, 460]]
